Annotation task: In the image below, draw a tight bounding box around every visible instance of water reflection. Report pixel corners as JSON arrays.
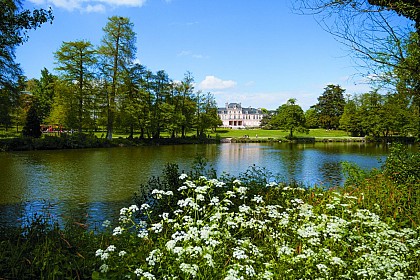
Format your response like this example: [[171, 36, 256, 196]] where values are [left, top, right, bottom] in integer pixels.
[[0, 143, 400, 229]]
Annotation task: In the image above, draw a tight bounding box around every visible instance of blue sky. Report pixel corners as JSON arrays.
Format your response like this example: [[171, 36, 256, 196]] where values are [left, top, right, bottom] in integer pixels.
[[17, 0, 373, 110]]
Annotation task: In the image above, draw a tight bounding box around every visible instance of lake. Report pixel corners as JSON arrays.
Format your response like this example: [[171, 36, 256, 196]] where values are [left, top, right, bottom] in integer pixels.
[[0, 142, 401, 229]]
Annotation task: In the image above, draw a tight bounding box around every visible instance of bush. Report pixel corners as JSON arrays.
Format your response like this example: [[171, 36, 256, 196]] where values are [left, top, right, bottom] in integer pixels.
[[94, 175, 420, 279], [0, 210, 103, 279], [342, 144, 420, 228]]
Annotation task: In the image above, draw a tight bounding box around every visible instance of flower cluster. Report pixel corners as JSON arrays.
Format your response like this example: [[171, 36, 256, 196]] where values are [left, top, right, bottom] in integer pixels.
[[95, 174, 420, 279]]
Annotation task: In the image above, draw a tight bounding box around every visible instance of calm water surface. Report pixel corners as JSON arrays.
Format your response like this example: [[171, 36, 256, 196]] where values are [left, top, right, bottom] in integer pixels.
[[0, 142, 401, 228]]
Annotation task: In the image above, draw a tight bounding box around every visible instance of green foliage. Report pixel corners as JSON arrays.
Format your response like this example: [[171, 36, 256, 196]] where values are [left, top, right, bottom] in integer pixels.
[[342, 144, 420, 227], [99, 16, 137, 140], [22, 102, 42, 138], [95, 174, 419, 279], [0, 208, 101, 279], [269, 98, 307, 138], [383, 144, 420, 185], [339, 91, 416, 138], [54, 40, 97, 133], [313, 84, 346, 130], [304, 108, 319, 128], [0, 0, 53, 89]]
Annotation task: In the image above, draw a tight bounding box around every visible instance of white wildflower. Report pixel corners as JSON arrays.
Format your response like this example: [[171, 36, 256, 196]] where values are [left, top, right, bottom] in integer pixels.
[[138, 228, 148, 238], [233, 248, 248, 259], [99, 264, 109, 273], [105, 245, 116, 252], [143, 272, 156, 280], [251, 195, 264, 204], [95, 249, 103, 257], [134, 268, 143, 276], [146, 249, 162, 266], [119, 250, 127, 257], [140, 203, 150, 211], [239, 204, 251, 213], [204, 253, 214, 267], [209, 196, 220, 206], [178, 185, 188, 191], [150, 223, 163, 233], [102, 220, 111, 228], [101, 252, 109, 260], [113, 226, 123, 235], [179, 263, 199, 277], [129, 204, 139, 212]]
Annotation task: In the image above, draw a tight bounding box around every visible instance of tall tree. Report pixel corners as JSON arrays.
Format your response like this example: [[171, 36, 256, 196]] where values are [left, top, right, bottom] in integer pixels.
[[304, 108, 319, 129], [270, 99, 307, 138], [312, 84, 346, 129], [151, 70, 170, 139], [196, 92, 220, 138], [22, 99, 41, 138], [98, 16, 136, 140], [179, 72, 196, 138], [340, 98, 361, 136], [295, 0, 417, 85], [55, 40, 97, 133], [26, 68, 56, 123], [0, 0, 53, 89], [118, 63, 149, 139]]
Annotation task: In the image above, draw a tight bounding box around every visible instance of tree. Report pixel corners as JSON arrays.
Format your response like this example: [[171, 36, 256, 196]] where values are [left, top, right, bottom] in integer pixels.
[[25, 68, 56, 124], [312, 84, 346, 129], [46, 78, 77, 130], [270, 99, 307, 138], [151, 70, 170, 139], [22, 100, 41, 138], [179, 72, 196, 138], [118, 63, 150, 139], [195, 92, 220, 137], [295, 0, 417, 86], [55, 40, 97, 133], [304, 108, 319, 128], [340, 98, 361, 136], [98, 16, 136, 140], [340, 91, 412, 137], [1, 0, 53, 89]]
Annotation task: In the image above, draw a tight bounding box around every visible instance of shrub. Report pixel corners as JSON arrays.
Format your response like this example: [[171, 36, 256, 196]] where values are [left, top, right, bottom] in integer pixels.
[[94, 175, 420, 279], [342, 144, 420, 228], [0, 210, 103, 279]]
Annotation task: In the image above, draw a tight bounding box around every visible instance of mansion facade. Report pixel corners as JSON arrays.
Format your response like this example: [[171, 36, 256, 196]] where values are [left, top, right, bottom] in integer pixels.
[[217, 103, 264, 128]]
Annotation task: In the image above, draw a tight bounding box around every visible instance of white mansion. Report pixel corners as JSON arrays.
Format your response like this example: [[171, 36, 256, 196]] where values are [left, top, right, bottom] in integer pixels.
[[217, 103, 264, 128]]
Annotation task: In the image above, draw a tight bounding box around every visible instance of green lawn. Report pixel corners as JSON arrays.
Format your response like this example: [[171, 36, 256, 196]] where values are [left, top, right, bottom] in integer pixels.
[[1, 126, 351, 140], [210, 128, 350, 139]]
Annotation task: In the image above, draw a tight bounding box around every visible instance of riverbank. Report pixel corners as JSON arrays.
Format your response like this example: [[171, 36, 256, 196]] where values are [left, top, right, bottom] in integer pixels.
[[0, 129, 417, 151], [0, 133, 220, 152], [225, 136, 417, 143]]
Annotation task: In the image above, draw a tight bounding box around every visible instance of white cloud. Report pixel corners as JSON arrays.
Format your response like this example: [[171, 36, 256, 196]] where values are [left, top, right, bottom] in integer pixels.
[[28, 0, 146, 12], [85, 4, 106, 13], [177, 50, 192, 56], [177, 50, 207, 59], [199, 76, 237, 90]]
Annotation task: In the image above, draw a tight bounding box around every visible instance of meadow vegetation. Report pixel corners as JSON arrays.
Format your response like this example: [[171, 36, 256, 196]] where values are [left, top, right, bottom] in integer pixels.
[[0, 145, 419, 279]]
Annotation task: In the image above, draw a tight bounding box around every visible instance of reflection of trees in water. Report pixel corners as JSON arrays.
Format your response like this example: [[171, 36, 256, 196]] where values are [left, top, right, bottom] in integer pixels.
[[276, 144, 304, 183], [0, 199, 132, 232], [319, 162, 342, 187]]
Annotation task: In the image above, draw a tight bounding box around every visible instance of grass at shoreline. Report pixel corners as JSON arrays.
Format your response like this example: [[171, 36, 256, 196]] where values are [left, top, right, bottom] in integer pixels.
[[210, 128, 349, 139], [1, 127, 351, 139]]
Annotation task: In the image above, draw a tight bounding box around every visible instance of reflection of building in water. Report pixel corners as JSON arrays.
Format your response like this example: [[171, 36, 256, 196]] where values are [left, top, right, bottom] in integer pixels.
[[217, 102, 264, 128]]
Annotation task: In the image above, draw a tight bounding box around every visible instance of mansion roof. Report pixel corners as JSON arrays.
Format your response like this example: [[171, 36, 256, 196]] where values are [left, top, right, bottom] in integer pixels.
[[218, 102, 262, 115]]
